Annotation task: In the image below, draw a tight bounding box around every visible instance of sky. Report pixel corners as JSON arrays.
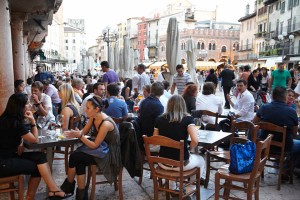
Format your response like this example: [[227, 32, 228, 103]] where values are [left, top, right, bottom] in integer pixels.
[[63, 0, 256, 46]]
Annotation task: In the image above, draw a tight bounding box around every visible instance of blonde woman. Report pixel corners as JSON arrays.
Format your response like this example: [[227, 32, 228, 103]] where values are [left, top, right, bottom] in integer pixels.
[[58, 83, 81, 130], [153, 95, 206, 180]]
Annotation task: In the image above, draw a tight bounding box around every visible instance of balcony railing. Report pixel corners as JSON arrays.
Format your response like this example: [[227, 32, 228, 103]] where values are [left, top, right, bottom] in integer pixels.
[[238, 44, 254, 51], [258, 43, 299, 58], [264, 0, 278, 6], [238, 53, 258, 61]]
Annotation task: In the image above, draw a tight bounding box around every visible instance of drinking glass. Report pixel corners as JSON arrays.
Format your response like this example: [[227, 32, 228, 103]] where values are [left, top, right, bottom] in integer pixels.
[[194, 118, 202, 130], [56, 114, 64, 135], [37, 116, 46, 129], [201, 114, 209, 131]]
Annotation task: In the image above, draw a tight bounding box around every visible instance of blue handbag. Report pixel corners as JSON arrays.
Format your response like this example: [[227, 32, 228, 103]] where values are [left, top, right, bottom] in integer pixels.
[[75, 141, 109, 159], [229, 141, 256, 174]]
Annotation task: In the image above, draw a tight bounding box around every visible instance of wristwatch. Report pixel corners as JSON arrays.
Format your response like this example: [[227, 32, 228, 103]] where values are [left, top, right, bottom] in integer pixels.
[[34, 102, 41, 106]]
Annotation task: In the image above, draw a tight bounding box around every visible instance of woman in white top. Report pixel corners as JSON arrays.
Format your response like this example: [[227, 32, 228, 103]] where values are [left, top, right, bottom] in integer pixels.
[[196, 82, 223, 125]]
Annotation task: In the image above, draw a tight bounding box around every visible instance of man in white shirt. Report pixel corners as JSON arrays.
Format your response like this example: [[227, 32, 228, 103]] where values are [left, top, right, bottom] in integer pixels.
[[132, 65, 140, 98], [134, 64, 151, 97], [80, 83, 106, 118], [226, 79, 255, 121]]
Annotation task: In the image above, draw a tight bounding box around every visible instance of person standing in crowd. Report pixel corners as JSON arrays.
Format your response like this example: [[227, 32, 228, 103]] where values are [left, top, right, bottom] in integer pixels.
[[153, 94, 206, 180], [219, 65, 235, 109], [171, 64, 192, 95], [133, 63, 151, 97], [14, 79, 26, 94], [81, 83, 106, 118], [260, 67, 269, 92], [247, 69, 260, 100], [100, 61, 119, 90], [0, 93, 70, 199], [121, 79, 134, 112], [60, 96, 121, 200], [31, 81, 55, 122], [205, 68, 218, 88], [157, 66, 167, 82], [240, 65, 251, 82], [58, 83, 81, 130], [42, 80, 61, 119], [34, 64, 54, 84], [269, 62, 292, 91], [104, 83, 128, 121], [182, 83, 198, 113]]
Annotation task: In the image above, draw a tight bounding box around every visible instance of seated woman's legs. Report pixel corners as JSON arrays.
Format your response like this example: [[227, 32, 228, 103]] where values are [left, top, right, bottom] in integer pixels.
[[66, 151, 97, 189]]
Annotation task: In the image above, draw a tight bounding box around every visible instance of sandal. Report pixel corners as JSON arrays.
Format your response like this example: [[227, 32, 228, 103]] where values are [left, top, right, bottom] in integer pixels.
[[48, 191, 72, 200]]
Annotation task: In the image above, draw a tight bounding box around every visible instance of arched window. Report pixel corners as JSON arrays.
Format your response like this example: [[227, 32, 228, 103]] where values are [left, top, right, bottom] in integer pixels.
[[184, 43, 186, 50], [221, 46, 226, 52], [181, 43, 184, 50], [209, 43, 212, 50], [201, 42, 205, 50], [212, 43, 216, 50], [197, 42, 201, 49]]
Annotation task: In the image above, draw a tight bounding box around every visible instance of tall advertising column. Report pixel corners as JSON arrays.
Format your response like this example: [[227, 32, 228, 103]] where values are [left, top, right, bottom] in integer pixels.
[[11, 12, 27, 81], [0, 0, 14, 114]]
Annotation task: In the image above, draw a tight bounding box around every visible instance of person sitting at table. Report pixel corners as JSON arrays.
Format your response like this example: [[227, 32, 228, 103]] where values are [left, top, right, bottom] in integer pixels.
[[60, 95, 122, 200], [286, 88, 297, 110], [153, 94, 206, 181], [31, 81, 55, 122], [0, 93, 71, 199], [121, 79, 134, 112], [195, 82, 223, 128], [135, 84, 151, 106], [58, 83, 81, 130], [182, 83, 198, 113], [104, 83, 128, 121]]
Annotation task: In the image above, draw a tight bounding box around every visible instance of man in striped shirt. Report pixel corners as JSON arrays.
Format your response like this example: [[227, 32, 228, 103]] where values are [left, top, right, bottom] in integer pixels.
[[171, 64, 192, 95]]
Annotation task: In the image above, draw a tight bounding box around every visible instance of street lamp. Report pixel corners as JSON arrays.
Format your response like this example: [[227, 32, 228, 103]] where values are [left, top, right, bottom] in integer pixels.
[[102, 25, 118, 64], [278, 32, 294, 62]]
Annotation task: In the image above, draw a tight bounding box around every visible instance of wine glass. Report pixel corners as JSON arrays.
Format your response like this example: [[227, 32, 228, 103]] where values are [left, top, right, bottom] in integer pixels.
[[37, 116, 46, 129], [56, 114, 64, 135], [194, 118, 202, 130], [201, 115, 210, 131]]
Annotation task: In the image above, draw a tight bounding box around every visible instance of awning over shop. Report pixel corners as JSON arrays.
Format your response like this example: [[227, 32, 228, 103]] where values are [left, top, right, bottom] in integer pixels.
[[149, 61, 167, 69], [195, 61, 223, 70], [263, 56, 282, 68]]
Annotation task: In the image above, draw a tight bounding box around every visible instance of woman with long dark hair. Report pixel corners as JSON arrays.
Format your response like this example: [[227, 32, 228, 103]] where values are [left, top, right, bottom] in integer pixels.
[[121, 79, 134, 112], [0, 93, 70, 199], [60, 95, 122, 200], [182, 83, 198, 113]]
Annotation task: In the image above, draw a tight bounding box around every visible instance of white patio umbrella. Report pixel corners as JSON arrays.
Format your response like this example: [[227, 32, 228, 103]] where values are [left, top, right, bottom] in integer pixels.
[[123, 36, 131, 78], [166, 17, 180, 84], [144, 47, 149, 61], [186, 38, 198, 84], [109, 48, 114, 71], [130, 48, 135, 78], [119, 49, 124, 78], [114, 42, 120, 74], [134, 49, 140, 66]]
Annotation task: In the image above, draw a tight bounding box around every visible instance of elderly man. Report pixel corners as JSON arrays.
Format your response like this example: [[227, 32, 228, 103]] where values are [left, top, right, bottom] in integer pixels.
[[71, 78, 85, 104], [171, 64, 192, 95], [253, 86, 300, 168], [269, 62, 292, 91]]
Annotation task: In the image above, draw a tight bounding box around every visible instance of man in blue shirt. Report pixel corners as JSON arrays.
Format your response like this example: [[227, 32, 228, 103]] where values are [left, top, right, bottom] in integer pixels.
[[103, 83, 128, 121], [100, 61, 119, 91], [253, 86, 300, 166], [34, 65, 54, 84], [137, 82, 164, 138]]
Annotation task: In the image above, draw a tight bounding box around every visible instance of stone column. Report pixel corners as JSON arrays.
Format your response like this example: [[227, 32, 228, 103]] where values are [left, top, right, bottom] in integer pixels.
[[0, 0, 14, 114], [11, 12, 27, 81], [23, 33, 29, 79]]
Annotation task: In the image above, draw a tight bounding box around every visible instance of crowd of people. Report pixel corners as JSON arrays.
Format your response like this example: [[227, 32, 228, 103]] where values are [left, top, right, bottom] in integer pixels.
[[1, 60, 300, 199]]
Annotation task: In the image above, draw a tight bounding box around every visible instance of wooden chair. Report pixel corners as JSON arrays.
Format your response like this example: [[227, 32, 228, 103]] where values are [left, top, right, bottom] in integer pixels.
[[215, 134, 272, 200], [257, 122, 291, 190], [86, 165, 123, 200], [204, 120, 259, 188], [0, 175, 24, 200], [53, 115, 81, 174], [191, 110, 219, 130], [143, 135, 200, 200]]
